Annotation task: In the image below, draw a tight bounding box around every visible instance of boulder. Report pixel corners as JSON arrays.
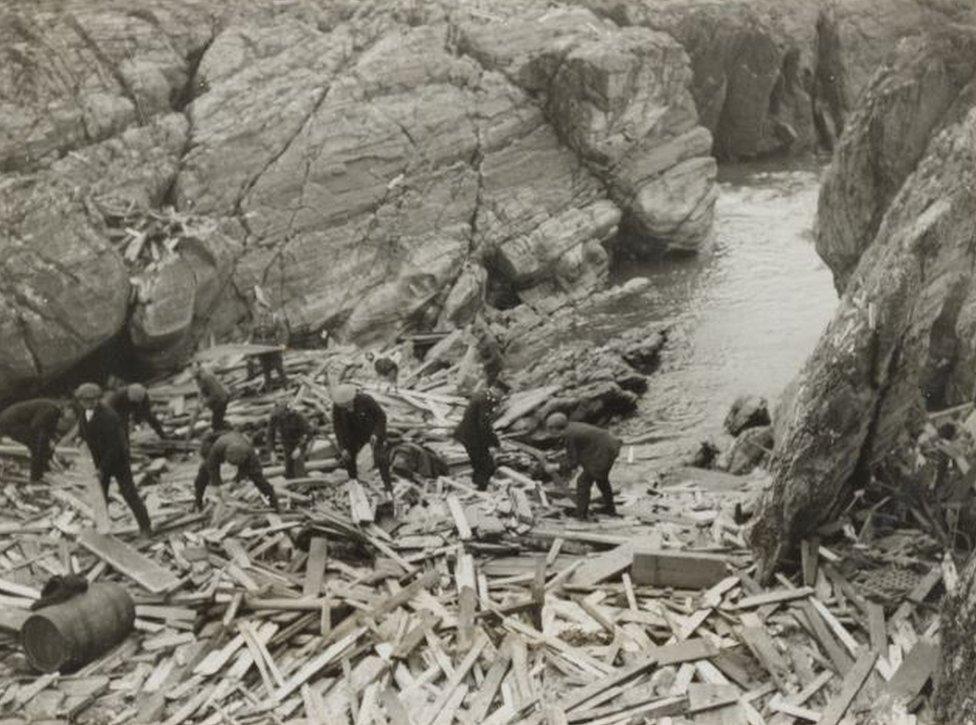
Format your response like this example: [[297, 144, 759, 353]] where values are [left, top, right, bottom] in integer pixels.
[[458, 6, 717, 254], [438, 263, 487, 329], [724, 395, 771, 436], [721, 425, 773, 475], [0, 178, 129, 402], [748, 30, 976, 577]]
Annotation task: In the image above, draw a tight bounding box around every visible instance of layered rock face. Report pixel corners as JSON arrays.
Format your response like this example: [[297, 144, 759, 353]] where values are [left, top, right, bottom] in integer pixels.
[[576, 0, 954, 159], [747, 31, 976, 576], [0, 0, 716, 401]]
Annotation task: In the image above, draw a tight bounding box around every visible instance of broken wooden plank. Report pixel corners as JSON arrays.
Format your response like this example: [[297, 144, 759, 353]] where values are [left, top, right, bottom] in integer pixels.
[[734, 587, 814, 610], [881, 638, 939, 706], [77, 530, 180, 594], [347, 482, 374, 525], [631, 549, 727, 589], [573, 544, 635, 587], [817, 649, 877, 725], [797, 600, 853, 675], [467, 634, 514, 721], [446, 495, 472, 541], [303, 537, 328, 598]]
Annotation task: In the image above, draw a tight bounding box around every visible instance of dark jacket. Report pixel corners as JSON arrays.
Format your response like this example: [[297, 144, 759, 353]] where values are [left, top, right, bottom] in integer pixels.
[[106, 389, 165, 438], [454, 392, 499, 451], [332, 393, 387, 453], [268, 408, 312, 449], [564, 422, 622, 477], [205, 431, 258, 485], [77, 403, 129, 473], [252, 310, 289, 347], [196, 369, 230, 407], [0, 399, 62, 447]]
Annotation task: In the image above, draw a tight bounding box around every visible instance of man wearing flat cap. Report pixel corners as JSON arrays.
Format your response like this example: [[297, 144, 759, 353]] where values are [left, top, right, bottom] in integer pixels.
[[331, 384, 393, 492], [106, 383, 167, 450], [194, 430, 280, 512], [74, 382, 152, 536]]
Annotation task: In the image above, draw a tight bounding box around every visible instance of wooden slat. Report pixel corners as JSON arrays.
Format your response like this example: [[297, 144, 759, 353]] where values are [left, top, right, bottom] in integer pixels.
[[817, 649, 877, 725], [303, 538, 328, 598], [77, 530, 180, 594]]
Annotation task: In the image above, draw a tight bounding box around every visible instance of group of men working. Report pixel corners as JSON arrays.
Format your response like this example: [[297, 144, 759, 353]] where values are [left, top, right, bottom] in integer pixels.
[[0, 330, 624, 534]]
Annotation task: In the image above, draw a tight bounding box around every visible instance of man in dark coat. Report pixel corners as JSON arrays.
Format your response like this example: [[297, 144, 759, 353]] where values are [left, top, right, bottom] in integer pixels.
[[74, 383, 152, 536], [331, 384, 392, 492], [105, 383, 166, 448], [191, 363, 231, 433], [0, 399, 75, 481], [547, 412, 621, 520], [267, 402, 313, 479], [248, 305, 289, 391], [454, 389, 500, 491], [194, 430, 280, 511]]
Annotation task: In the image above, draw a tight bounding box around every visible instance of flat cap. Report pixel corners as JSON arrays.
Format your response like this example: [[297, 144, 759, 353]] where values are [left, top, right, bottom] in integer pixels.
[[74, 382, 102, 400], [332, 384, 357, 406]]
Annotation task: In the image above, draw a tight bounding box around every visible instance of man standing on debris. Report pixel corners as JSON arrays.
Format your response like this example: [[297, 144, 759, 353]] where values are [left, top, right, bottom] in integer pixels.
[[454, 388, 501, 491], [194, 430, 280, 511], [0, 399, 76, 482], [267, 402, 313, 480], [191, 363, 230, 434], [331, 384, 393, 493], [74, 383, 153, 537], [106, 383, 166, 448], [248, 294, 289, 391], [546, 412, 621, 520]]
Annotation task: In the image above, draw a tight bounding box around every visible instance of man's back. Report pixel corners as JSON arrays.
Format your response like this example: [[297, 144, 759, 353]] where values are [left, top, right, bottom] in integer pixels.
[[565, 422, 621, 475], [0, 400, 60, 440]]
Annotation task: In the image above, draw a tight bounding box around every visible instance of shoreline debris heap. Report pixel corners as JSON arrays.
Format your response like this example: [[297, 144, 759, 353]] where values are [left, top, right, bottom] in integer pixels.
[[0, 345, 949, 723]]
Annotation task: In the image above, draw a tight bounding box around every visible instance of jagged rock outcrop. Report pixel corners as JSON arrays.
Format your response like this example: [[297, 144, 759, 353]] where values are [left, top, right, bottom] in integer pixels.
[[0, 0, 717, 400], [748, 31, 976, 577], [816, 32, 976, 291], [576, 0, 954, 160]]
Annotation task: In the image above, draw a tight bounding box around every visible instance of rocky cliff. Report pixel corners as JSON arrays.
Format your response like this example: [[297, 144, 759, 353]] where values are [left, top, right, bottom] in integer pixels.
[[0, 0, 717, 401], [748, 28, 976, 575], [577, 0, 954, 160], [0, 0, 955, 403]]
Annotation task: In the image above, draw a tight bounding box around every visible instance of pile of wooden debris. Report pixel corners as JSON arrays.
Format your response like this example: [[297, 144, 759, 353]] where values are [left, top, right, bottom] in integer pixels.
[[0, 347, 947, 724]]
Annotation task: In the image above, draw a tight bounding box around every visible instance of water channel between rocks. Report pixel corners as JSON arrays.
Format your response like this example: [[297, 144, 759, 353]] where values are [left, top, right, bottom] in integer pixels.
[[582, 163, 839, 472]]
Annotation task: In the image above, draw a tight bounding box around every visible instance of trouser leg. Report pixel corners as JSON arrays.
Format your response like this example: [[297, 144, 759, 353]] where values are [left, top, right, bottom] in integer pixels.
[[466, 444, 494, 491], [194, 464, 210, 510], [373, 437, 393, 492], [260, 356, 274, 389], [283, 443, 296, 479], [344, 444, 360, 480], [114, 463, 152, 533], [99, 467, 112, 501], [273, 353, 288, 386], [595, 474, 616, 513], [211, 400, 228, 431], [244, 458, 279, 511], [575, 471, 593, 519], [29, 441, 47, 482]]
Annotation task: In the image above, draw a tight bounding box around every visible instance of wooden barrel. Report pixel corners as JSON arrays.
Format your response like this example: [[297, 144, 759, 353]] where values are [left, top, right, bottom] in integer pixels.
[[21, 583, 135, 673]]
